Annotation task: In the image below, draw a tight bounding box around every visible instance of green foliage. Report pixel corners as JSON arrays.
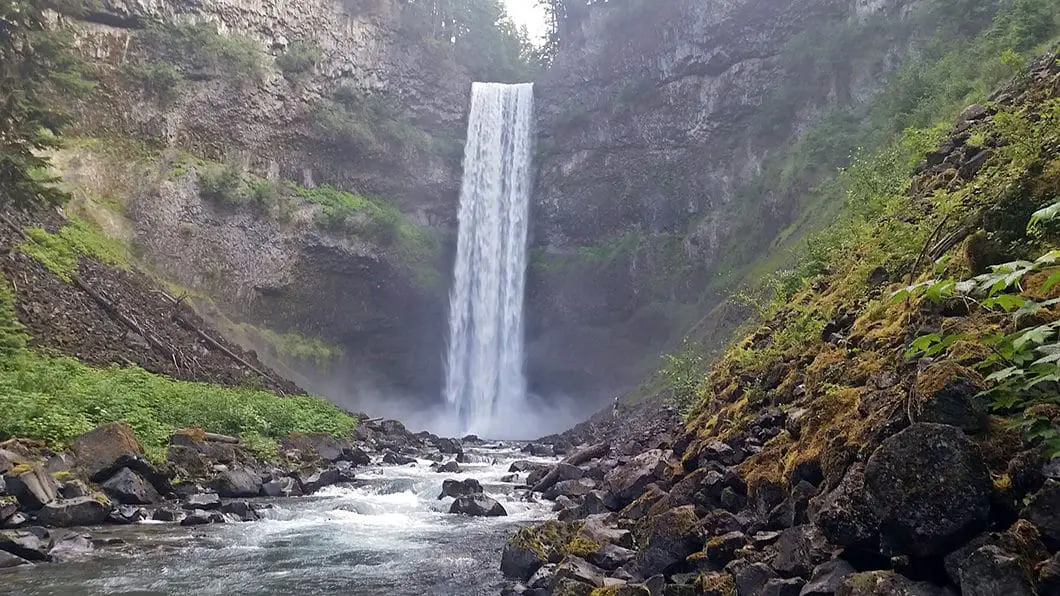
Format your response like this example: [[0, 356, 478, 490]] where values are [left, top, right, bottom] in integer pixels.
[[21, 217, 130, 281], [125, 61, 183, 104], [197, 163, 245, 205], [237, 324, 343, 369], [311, 85, 439, 158], [0, 351, 358, 461], [0, 282, 27, 361], [276, 41, 322, 80], [141, 20, 264, 85], [659, 342, 708, 410], [0, 0, 93, 207]]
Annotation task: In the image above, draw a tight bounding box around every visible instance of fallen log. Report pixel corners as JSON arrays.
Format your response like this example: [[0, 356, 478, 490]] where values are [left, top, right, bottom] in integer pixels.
[[202, 432, 240, 444], [562, 442, 610, 467]]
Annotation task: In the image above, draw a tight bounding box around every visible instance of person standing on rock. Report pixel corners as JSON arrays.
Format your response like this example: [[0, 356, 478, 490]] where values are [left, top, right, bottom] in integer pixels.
[[612, 396, 620, 419]]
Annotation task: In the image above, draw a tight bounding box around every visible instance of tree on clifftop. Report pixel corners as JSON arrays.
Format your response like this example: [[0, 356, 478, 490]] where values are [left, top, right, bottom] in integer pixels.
[[0, 0, 90, 207]]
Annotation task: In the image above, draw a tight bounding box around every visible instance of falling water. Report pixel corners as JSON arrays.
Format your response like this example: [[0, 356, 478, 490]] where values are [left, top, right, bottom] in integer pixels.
[[445, 82, 534, 437]]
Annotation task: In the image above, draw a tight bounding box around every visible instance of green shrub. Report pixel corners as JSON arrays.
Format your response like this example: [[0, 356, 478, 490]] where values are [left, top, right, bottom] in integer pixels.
[[21, 216, 131, 281], [247, 178, 282, 211], [0, 281, 26, 360], [198, 163, 245, 205], [310, 85, 434, 157], [0, 351, 358, 461], [276, 41, 322, 80], [143, 21, 264, 85], [660, 342, 708, 410], [125, 61, 183, 104]]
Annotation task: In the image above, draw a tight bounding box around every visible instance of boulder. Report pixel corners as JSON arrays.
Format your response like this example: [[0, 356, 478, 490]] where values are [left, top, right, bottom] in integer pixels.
[[502, 521, 593, 581], [589, 543, 636, 571], [811, 463, 878, 548], [439, 478, 484, 499], [436, 461, 462, 473], [101, 467, 160, 504], [47, 531, 95, 563], [605, 450, 669, 509], [772, 525, 832, 578], [382, 452, 416, 466], [108, 505, 147, 524], [835, 571, 940, 596], [214, 468, 263, 498], [522, 444, 554, 457], [297, 467, 341, 494], [582, 517, 634, 549], [1, 512, 28, 529], [559, 491, 609, 521], [180, 509, 226, 526], [958, 545, 1036, 596], [863, 423, 991, 556], [262, 477, 302, 497], [450, 494, 507, 517], [509, 460, 548, 474], [0, 549, 30, 568], [636, 505, 702, 576], [551, 555, 605, 590], [283, 433, 366, 464], [908, 364, 988, 432], [1037, 552, 1060, 596], [703, 532, 749, 566], [943, 519, 1048, 586], [734, 562, 779, 596], [220, 501, 261, 522], [0, 498, 16, 523], [1021, 479, 1060, 550], [801, 559, 857, 595], [0, 529, 50, 561], [152, 507, 186, 523], [4, 467, 58, 510], [544, 479, 594, 501], [60, 480, 89, 499], [36, 497, 111, 527], [435, 438, 463, 455], [182, 492, 222, 510], [70, 422, 144, 481], [502, 474, 519, 483], [762, 578, 807, 596]]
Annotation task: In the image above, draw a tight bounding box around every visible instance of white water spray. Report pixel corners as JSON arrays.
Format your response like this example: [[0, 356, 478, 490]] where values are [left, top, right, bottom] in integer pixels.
[[445, 82, 534, 437]]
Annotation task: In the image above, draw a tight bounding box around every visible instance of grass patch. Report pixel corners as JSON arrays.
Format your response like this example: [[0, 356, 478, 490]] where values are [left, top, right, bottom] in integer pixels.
[[21, 216, 131, 281]]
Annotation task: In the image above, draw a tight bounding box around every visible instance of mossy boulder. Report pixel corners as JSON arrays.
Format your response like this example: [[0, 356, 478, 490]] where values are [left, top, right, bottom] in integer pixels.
[[71, 422, 144, 481], [698, 572, 736, 596], [501, 521, 602, 581], [635, 505, 703, 576], [908, 362, 987, 432], [835, 571, 943, 595]]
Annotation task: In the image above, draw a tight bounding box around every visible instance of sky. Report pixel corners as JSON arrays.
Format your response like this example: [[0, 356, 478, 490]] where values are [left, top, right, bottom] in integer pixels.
[[503, 0, 548, 44]]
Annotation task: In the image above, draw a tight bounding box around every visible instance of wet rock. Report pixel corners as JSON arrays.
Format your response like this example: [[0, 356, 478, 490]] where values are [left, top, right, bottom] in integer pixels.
[[734, 562, 779, 596], [151, 507, 185, 523], [2, 513, 28, 529], [863, 423, 991, 556], [589, 543, 636, 571], [297, 467, 341, 494], [522, 444, 554, 457], [1044, 457, 1060, 480], [214, 468, 263, 498], [182, 492, 222, 510], [436, 461, 462, 473], [382, 452, 416, 466], [0, 529, 50, 561], [108, 505, 147, 524], [439, 478, 483, 499], [636, 505, 702, 576], [801, 559, 857, 595], [1021, 479, 1060, 549], [510, 460, 548, 474], [434, 438, 463, 455], [47, 531, 94, 563], [704, 531, 748, 566], [101, 467, 160, 504], [958, 545, 1035, 596], [450, 494, 507, 517], [502, 474, 519, 483], [605, 449, 669, 509], [0, 498, 16, 523], [812, 463, 878, 548], [71, 422, 144, 481], [835, 571, 940, 596], [669, 468, 722, 510], [221, 501, 261, 522], [0, 549, 30, 568], [762, 578, 807, 596], [262, 477, 302, 497], [37, 497, 111, 527], [180, 509, 226, 526], [909, 364, 987, 432], [4, 467, 58, 510]]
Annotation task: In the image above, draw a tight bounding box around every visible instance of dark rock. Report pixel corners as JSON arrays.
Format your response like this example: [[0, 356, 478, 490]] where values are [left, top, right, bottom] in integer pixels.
[[439, 478, 483, 499], [544, 479, 594, 501], [721, 487, 747, 512], [462, 435, 481, 443], [262, 477, 302, 497], [71, 422, 145, 481], [214, 468, 263, 498], [522, 444, 554, 457], [835, 571, 940, 596], [102, 467, 160, 504], [909, 365, 988, 432], [1021, 479, 1060, 549], [701, 509, 747, 536], [0, 529, 50, 561], [0, 498, 16, 523], [701, 441, 745, 466], [450, 494, 507, 517], [636, 505, 702, 576], [435, 438, 462, 455], [0, 549, 30, 568], [509, 460, 548, 474], [766, 480, 816, 529], [436, 461, 462, 473], [559, 491, 609, 521], [382, 452, 416, 466], [502, 474, 519, 483], [60, 480, 89, 499], [812, 463, 878, 548], [958, 545, 1035, 596], [1044, 457, 1060, 480], [182, 492, 222, 510], [863, 423, 991, 557], [297, 467, 341, 494], [801, 559, 857, 595], [151, 507, 185, 523], [47, 531, 94, 563], [1, 513, 28, 529], [221, 501, 261, 522], [669, 468, 722, 510], [734, 562, 779, 596], [943, 519, 1048, 586], [589, 543, 636, 571], [772, 525, 831, 578], [108, 505, 146, 524], [37, 497, 111, 527], [959, 149, 993, 180], [1037, 552, 1060, 596], [582, 517, 634, 549], [605, 449, 668, 509], [4, 467, 58, 510], [551, 555, 605, 590], [527, 467, 550, 487], [763, 578, 807, 596], [619, 483, 669, 519], [180, 509, 226, 526], [754, 481, 788, 517], [704, 532, 748, 567], [44, 454, 75, 475]]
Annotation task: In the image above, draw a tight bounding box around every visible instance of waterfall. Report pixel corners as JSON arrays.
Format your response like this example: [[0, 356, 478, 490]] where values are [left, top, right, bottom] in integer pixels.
[[445, 82, 534, 437]]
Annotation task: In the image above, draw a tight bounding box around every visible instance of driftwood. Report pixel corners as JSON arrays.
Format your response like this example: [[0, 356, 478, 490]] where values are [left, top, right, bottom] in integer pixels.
[[202, 432, 240, 444], [530, 442, 611, 494]]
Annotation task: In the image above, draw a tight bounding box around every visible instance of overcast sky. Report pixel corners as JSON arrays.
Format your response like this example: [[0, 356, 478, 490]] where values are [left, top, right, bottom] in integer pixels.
[[503, 0, 548, 43]]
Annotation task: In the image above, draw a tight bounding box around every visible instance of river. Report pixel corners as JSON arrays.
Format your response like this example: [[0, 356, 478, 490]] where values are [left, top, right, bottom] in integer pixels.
[[2, 444, 555, 595]]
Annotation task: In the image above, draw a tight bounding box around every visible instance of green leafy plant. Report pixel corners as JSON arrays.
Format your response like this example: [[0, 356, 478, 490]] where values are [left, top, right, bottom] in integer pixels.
[[21, 217, 131, 281], [197, 163, 245, 205], [276, 41, 322, 80], [904, 333, 961, 359]]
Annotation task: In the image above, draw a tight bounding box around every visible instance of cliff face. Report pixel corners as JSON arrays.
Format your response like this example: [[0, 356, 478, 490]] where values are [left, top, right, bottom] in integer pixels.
[[528, 0, 922, 401]]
